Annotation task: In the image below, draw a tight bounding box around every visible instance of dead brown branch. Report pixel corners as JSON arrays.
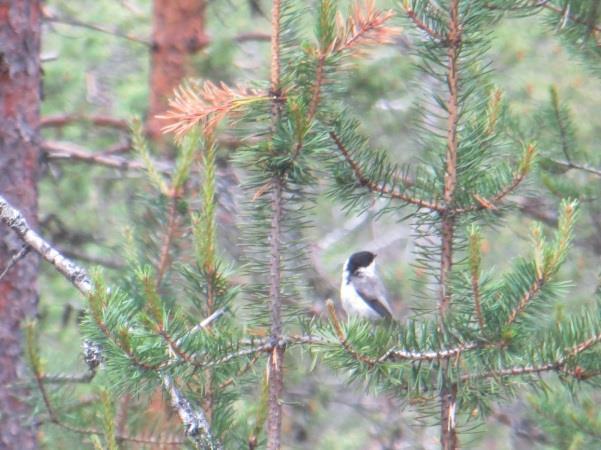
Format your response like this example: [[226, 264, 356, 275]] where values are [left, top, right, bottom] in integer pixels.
[[0, 246, 30, 282], [44, 13, 151, 46], [43, 140, 172, 173], [41, 114, 130, 131]]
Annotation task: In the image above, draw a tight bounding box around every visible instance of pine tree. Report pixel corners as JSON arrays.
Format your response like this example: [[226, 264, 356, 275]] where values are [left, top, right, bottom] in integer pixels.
[[5, 1, 601, 449]]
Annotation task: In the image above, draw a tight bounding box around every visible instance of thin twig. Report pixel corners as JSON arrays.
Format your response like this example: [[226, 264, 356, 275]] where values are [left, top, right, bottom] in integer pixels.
[[60, 248, 124, 270], [44, 14, 151, 46], [550, 159, 601, 177], [0, 246, 30, 282], [41, 369, 96, 384], [188, 308, 226, 335], [551, 89, 572, 163], [234, 31, 271, 42], [156, 191, 180, 287]]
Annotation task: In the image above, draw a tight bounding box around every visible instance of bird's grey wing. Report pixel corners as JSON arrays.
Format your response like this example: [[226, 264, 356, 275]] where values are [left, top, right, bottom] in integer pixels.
[[352, 275, 393, 320]]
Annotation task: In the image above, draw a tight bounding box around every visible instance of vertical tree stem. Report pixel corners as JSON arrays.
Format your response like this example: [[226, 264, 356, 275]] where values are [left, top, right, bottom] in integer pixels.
[[270, 0, 281, 100], [266, 1, 284, 449], [267, 178, 284, 450], [147, 0, 209, 144], [440, 0, 460, 448], [0, 2, 41, 448]]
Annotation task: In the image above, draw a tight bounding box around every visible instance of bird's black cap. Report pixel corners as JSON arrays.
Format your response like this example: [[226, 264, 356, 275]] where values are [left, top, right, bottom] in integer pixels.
[[347, 251, 376, 275]]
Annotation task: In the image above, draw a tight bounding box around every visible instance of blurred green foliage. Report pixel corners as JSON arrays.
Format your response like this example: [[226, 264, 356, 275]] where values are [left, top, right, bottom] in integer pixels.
[[33, 1, 601, 448]]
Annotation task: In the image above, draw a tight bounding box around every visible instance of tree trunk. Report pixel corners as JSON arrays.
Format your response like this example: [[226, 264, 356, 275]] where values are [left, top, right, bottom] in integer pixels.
[[147, 0, 209, 143], [0, 1, 41, 448]]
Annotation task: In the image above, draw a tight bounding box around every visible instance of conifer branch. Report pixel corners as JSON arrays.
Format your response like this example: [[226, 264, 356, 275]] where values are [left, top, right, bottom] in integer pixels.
[[326, 300, 482, 364], [540, 1, 601, 35], [462, 331, 601, 382], [87, 285, 164, 371], [156, 189, 181, 287], [385, 342, 481, 363], [487, 1, 601, 40], [326, 300, 378, 366], [333, 0, 398, 53], [454, 144, 536, 214], [196, 343, 273, 369], [505, 277, 545, 326], [468, 228, 485, 331], [290, 54, 326, 159], [507, 200, 576, 326], [0, 193, 219, 448], [463, 362, 600, 381], [159, 81, 268, 137], [550, 86, 572, 163], [294, 1, 397, 160], [567, 330, 601, 357], [25, 324, 185, 446], [307, 55, 326, 123], [329, 131, 442, 210], [196, 336, 322, 370], [402, 2, 444, 41], [219, 353, 262, 390]]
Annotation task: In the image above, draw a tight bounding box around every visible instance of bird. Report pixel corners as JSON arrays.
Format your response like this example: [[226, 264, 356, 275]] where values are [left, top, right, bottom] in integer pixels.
[[340, 251, 393, 321]]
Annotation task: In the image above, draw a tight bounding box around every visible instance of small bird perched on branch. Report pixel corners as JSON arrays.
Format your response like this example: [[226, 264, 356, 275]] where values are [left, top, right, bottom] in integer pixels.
[[340, 251, 393, 321]]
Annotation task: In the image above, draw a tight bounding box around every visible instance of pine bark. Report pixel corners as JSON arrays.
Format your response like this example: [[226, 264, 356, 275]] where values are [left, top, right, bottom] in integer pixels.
[[440, 0, 460, 448], [147, 0, 209, 142], [266, 1, 284, 448], [0, 1, 41, 448]]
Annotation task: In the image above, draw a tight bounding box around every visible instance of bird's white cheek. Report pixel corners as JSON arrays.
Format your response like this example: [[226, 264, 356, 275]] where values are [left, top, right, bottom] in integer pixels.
[[362, 262, 376, 277]]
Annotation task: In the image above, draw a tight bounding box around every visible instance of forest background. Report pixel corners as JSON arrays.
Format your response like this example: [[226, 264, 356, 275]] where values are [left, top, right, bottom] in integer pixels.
[[2, 0, 601, 449]]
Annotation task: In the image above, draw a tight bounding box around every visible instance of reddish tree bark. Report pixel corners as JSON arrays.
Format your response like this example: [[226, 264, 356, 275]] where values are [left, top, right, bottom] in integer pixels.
[[0, 1, 41, 449], [147, 0, 209, 142]]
